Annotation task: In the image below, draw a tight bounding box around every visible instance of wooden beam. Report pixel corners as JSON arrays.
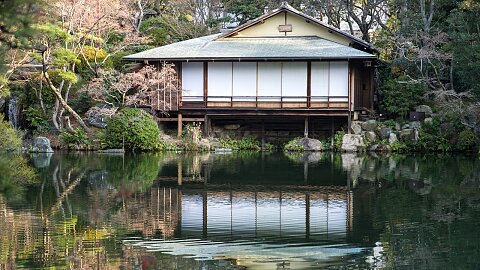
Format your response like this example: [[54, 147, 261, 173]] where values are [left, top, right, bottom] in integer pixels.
[[177, 62, 182, 110], [203, 62, 208, 105], [307, 61, 311, 108], [158, 117, 205, 122]]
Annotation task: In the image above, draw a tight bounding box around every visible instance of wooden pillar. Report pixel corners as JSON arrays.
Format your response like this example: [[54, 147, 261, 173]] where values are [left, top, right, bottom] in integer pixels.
[[304, 116, 309, 138], [307, 61, 311, 108], [348, 62, 352, 134], [204, 115, 209, 137], [177, 113, 183, 138]]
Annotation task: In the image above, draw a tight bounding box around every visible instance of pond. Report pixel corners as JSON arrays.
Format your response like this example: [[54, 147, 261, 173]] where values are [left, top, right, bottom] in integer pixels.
[[1, 151, 480, 269]]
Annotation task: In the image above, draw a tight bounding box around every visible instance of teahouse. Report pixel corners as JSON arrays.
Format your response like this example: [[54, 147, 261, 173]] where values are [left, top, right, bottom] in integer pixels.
[[124, 2, 377, 139]]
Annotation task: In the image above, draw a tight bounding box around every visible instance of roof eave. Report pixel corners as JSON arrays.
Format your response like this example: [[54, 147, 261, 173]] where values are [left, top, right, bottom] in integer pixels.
[[123, 56, 377, 62]]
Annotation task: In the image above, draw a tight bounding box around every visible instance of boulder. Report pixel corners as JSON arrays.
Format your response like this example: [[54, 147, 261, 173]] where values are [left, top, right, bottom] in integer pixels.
[[410, 121, 422, 129], [198, 138, 211, 150], [395, 123, 401, 131], [379, 128, 392, 140], [400, 129, 419, 142], [341, 134, 365, 152], [351, 122, 362, 135], [424, 117, 433, 125], [365, 131, 378, 142], [361, 120, 377, 131], [208, 138, 222, 149], [401, 123, 410, 130], [388, 133, 398, 144], [376, 144, 392, 152], [298, 137, 323, 151], [224, 124, 240, 130], [369, 144, 391, 152], [212, 126, 224, 132], [85, 105, 117, 129], [31, 137, 54, 153], [415, 105, 433, 117]]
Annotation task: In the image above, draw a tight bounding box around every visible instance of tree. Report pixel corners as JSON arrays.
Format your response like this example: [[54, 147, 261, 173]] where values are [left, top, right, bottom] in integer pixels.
[[81, 64, 179, 114], [222, 0, 269, 24], [0, 0, 42, 97]]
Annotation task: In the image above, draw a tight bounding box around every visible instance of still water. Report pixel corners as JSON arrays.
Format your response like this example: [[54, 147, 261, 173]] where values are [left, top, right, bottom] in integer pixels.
[[1, 151, 480, 269]]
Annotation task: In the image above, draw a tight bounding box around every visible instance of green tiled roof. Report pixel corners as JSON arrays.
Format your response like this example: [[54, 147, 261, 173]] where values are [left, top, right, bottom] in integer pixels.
[[123, 34, 376, 61]]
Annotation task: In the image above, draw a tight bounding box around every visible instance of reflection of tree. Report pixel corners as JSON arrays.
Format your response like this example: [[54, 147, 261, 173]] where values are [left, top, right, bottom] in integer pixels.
[[0, 154, 37, 201], [358, 154, 480, 269]]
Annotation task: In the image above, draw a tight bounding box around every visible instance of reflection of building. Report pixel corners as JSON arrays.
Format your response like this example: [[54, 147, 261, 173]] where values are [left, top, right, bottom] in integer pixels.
[[113, 187, 181, 238], [116, 186, 354, 243], [181, 189, 353, 242], [119, 186, 356, 269]]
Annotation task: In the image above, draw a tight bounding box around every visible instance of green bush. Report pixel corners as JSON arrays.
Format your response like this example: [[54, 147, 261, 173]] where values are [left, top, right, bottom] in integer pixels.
[[390, 141, 409, 153], [283, 137, 304, 151], [0, 114, 22, 152], [103, 108, 161, 151], [457, 129, 476, 151], [334, 130, 346, 151], [219, 136, 261, 150], [60, 128, 91, 150], [379, 76, 427, 118], [25, 107, 49, 132]]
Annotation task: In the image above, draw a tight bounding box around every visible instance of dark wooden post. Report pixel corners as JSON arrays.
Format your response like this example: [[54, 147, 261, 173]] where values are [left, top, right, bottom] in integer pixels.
[[304, 116, 309, 138], [204, 115, 209, 137], [177, 113, 183, 138], [307, 61, 311, 108]]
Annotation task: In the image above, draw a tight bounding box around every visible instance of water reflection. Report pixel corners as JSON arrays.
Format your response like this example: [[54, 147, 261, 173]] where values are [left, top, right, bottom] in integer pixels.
[[0, 152, 479, 269]]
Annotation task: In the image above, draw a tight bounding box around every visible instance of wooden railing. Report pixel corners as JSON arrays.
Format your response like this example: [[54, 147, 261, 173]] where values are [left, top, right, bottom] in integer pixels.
[[180, 96, 349, 109]]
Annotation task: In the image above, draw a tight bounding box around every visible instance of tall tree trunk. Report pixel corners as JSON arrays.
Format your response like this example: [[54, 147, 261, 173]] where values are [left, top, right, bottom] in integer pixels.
[[59, 82, 72, 129], [43, 71, 89, 131], [52, 80, 65, 131]]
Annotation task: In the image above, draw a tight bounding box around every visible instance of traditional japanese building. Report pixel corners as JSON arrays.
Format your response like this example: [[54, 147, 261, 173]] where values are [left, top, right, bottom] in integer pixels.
[[124, 2, 377, 139]]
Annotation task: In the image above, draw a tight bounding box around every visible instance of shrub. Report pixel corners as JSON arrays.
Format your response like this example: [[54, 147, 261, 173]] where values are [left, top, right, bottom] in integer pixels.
[[0, 114, 22, 152], [283, 137, 304, 151], [390, 141, 409, 153], [182, 122, 203, 151], [25, 107, 49, 132], [334, 130, 346, 151], [103, 108, 161, 151], [219, 136, 261, 150], [457, 129, 476, 151], [60, 128, 91, 150], [379, 76, 427, 118]]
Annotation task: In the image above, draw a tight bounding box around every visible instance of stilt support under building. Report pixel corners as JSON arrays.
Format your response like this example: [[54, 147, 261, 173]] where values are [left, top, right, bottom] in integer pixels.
[[177, 113, 183, 138]]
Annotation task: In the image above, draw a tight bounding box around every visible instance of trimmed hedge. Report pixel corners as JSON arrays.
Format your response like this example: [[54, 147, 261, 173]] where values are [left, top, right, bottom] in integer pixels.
[[103, 108, 161, 151]]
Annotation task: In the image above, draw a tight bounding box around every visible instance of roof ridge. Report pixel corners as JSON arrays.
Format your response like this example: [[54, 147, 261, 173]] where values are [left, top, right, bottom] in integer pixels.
[[214, 2, 376, 52]]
